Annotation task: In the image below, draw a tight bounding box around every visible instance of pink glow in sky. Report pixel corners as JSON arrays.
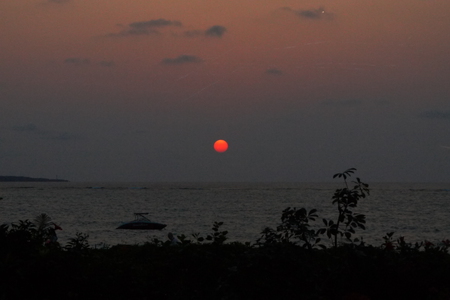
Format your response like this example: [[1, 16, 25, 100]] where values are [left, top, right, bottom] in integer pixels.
[[0, 0, 449, 182]]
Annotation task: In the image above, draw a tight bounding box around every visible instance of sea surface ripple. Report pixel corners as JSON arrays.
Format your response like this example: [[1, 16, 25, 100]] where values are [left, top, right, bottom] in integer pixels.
[[1, 182, 449, 247]]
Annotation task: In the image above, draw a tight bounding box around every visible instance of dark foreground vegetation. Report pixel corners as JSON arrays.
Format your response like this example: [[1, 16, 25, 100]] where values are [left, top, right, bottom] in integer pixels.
[[1, 169, 450, 299]]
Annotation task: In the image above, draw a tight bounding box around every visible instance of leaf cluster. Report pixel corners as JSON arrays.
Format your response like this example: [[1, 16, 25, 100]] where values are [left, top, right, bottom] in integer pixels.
[[65, 232, 91, 253], [184, 221, 229, 245], [0, 215, 65, 257], [148, 221, 230, 247], [258, 168, 369, 249], [382, 232, 450, 254], [257, 207, 324, 249]]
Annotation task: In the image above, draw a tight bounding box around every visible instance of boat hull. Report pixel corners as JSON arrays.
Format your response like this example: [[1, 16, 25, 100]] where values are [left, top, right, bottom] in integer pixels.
[[116, 221, 166, 230]]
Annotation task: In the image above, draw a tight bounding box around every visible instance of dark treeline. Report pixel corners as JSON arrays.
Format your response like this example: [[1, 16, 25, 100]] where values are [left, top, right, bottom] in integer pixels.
[[0, 176, 68, 182]]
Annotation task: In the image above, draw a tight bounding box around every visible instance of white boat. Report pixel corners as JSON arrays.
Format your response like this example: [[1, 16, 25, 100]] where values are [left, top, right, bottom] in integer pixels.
[[116, 213, 166, 230]]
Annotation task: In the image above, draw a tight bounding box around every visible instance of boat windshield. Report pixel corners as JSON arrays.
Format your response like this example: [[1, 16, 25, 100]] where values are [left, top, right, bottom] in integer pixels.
[[134, 213, 151, 221]]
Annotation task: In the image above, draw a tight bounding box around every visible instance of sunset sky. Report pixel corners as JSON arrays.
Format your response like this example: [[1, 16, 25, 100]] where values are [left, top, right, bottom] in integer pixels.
[[1, 0, 449, 182]]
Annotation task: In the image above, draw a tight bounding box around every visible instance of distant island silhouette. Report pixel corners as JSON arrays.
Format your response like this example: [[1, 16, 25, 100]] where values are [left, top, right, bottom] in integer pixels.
[[0, 176, 69, 182]]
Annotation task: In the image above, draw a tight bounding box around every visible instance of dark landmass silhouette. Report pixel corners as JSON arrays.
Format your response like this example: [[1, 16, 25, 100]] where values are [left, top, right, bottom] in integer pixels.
[[0, 176, 69, 182]]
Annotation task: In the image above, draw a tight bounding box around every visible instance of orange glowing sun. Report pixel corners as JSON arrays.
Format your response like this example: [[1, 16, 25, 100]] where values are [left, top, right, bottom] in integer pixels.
[[214, 140, 228, 152]]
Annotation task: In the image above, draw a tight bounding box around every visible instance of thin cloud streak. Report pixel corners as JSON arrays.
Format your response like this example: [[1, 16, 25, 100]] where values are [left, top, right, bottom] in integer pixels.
[[64, 58, 90, 65], [183, 25, 227, 38], [48, 0, 70, 3], [10, 124, 77, 141], [322, 99, 363, 107], [281, 6, 334, 20], [419, 110, 450, 120], [99, 61, 115, 67], [12, 124, 38, 132], [162, 55, 203, 65], [266, 68, 283, 75], [107, 18, 182, 37]]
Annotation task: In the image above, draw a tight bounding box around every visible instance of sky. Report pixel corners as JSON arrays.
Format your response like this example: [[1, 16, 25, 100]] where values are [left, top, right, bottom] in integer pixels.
[[0, 0, 449, 182]]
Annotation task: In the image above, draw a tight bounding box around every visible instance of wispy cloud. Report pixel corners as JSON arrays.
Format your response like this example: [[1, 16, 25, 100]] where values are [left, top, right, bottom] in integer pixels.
[[205, 25, 227, 37], [64, 58, 90, 65], [99, 60, 115, 67], [162, 55, 203, 65], [281, 7, 334, 20], [266, 68, 283, 75], [12, 124, 38, 132], [107, 18, 182, 37], [419, 110, 450, 120], [322, 99, 363, 107], [48, 0, 70, 3], [11, 124, 76, 141], [42, 132, 75, 141], [183, 25, 227, 38], [183, 30, 203, 37], [105, 19, 226, 40], [64, 58, 115, 67]]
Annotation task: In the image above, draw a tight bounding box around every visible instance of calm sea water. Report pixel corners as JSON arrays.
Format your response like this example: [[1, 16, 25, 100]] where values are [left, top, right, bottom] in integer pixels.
[[1, 182, 449, 247]]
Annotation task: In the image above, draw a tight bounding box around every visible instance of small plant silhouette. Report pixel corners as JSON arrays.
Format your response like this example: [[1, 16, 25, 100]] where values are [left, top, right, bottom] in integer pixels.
[[258, 207, 322, 249], [192, 221, 229, 245], [65, 232, 90, 253], [322, 168, 369, 247], [258, 168, 369, 248]]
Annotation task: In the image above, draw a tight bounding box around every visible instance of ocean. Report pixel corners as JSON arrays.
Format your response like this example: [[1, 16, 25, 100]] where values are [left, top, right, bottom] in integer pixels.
[[1, 182, 449, 247]]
